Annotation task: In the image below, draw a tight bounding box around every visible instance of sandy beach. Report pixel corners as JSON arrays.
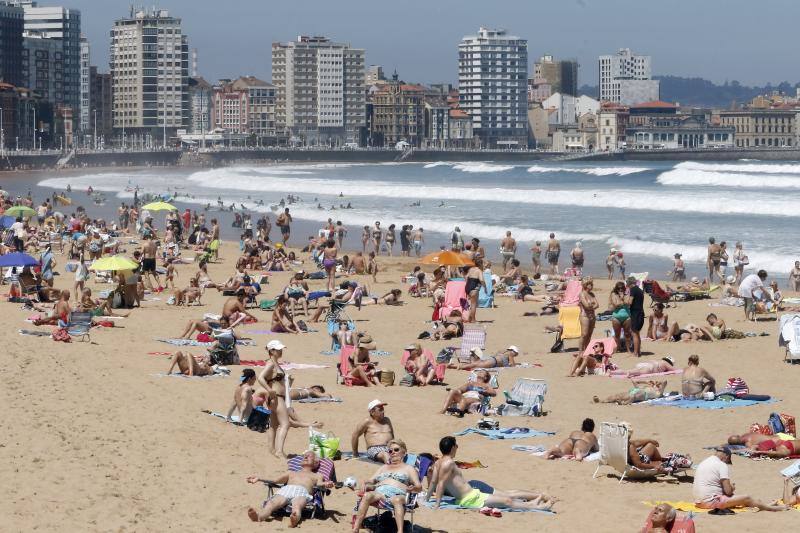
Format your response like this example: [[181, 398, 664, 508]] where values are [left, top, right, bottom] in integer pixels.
[[2, 238, 799, 533]]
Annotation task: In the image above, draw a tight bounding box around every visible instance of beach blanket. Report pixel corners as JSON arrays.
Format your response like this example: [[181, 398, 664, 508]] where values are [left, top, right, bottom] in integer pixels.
[[642, 501, 751, 513], [156, 338, 256, 347], [153, 372, 228, 379], [423, 496, 555, 514], [237, 360, 330, 370], [510, 445, 600, 462], [643, 396, 777, 409], [296, 397, 343, 403], [453, 427, 554, 440], [204, 411, 244, 425], [609, 369, 683, 379], [147, 351, 173, 356], [704, 442, 800, 460], [19, 329, 51, 337]]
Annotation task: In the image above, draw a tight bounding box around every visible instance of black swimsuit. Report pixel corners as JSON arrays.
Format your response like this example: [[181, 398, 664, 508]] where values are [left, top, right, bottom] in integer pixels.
[[466, 276, 481, 294]]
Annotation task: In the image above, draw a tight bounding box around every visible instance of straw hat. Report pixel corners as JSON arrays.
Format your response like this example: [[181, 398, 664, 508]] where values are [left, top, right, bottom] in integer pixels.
[[358, 335, 377, 350]]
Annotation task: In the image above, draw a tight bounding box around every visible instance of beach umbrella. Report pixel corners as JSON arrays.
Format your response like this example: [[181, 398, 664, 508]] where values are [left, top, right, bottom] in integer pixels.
[[0, 215, 15, 228], [420, 250, 475, 267], [0, 252, 39, 267], [90, 255, 139, 271], [4, 205, 35, 218], [141, 201, 177, 212]]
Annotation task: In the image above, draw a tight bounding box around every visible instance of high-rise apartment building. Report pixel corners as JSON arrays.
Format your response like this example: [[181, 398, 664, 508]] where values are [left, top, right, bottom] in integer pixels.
[[598, 48, 659, 105], [365, 65, 384, 86], [272, 35, 365, 145], [110, 8, 189, 142], [534, 54, 577, 96], [79, 34, 89, 133], [458, 27, 528, 148], [89, 66, 112, 144], [0, 3, 24, 87], [11, 1, 81, 128], [188, 76, 211, 134]]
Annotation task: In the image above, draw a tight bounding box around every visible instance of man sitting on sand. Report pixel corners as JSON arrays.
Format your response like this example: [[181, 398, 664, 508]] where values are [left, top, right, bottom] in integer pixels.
[[428, 436, 556, 512], [544, 418, 598, 460], [246, 450, 335, 526], [440, 370, 496, 416], [693, 447, 788, 511], [593, 380, 667, 405], [347, 335, 382, 386], [33, 290, 72, 326], [351, 399, 395, 463], [222, 290, 257, 328]]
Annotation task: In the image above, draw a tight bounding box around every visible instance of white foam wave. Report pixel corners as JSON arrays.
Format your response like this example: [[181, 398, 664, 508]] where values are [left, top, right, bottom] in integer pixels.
[[657, 168, 800, 189], [423, 162, 452, 168], [526, 165, 650, 176], [675, 161, 800, 174], [183, 167, 800, 218], [451, 162, 515, 173]]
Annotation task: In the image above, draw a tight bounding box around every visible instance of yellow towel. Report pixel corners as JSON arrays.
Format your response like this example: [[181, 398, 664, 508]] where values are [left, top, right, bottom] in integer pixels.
[[558, 305, 582, 339], [643, 500, 800, 512]]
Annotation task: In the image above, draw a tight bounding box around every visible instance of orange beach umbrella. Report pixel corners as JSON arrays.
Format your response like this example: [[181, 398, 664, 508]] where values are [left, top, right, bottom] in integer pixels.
[[420, 250, 474, 267]]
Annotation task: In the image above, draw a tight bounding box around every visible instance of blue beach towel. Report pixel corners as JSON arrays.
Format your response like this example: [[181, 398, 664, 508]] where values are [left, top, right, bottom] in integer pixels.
[[424, 496, 555, 514], [645, 397, 777, 409], [453, 427, 555, 440]]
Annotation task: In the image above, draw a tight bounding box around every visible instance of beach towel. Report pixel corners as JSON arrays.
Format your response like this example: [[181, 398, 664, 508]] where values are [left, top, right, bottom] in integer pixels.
[[642, 501, 752, 513], [557, 305, 581, 339], [296, 397, 343, 403], [238, 361, 330, 370], [18, 329, 51, 337], [455, 460, 488, 469], [560, 280, 581, 305], [153, 372, 228, 379], [147, 351, 173, 356], [477, 270, 494, 308], [440, 280, 467, 319], [156, 338, 255, 347], [423, 496, 555, 514], [453, 427, 554, 440], [644, 396, 777, 409]]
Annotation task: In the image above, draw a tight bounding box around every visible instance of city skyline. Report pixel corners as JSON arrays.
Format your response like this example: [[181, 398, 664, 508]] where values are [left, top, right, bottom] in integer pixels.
[[65, 0, 800, 87]]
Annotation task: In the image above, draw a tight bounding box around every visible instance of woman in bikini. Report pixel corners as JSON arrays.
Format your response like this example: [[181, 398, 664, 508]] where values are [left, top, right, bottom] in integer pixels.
[[578, 278, 599, 352], [681, 355, 716, 398], [194, 261, 222, 291], [227, 368, 256, 423], [166, 350, 214, 377], [256, 340, 292, 458], [545, 418, 598, 460], [352, 439, 422, 533], [609, 281, 632, 352], [360, 289, 403, 306], [322, 239, 338, 292], [385, 224, 396, 256], [433, 309, 464, 340], [568, 341, 607, 377], [593, 380, 667, 404], [271, 294, 299, 334], [646, 303, 670, 340], [454, 346, 520, 370], [361, 226, 370, 253], [667, 322, 714, 342], [284, 276, 309, 317], [289, 384, 331, 401], [464, 259, 486, 323]]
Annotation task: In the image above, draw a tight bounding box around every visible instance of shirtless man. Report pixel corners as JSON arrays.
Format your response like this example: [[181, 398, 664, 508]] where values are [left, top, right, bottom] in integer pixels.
[[707, 237, 722, 283], [222, 290, 257, 328], [276, 208, 292, 245], [727, 432, 799, 459], [246, 450, 335, 526], [546, 233, 560, 275], [544, 418, 598, 460], [140, 234, 162, 291], [351, 400, 395, 464], [33, 290, 72, 326], [350, 252, 367, 275], [429, 436, 555, 511], [570, 241, 584, 270], [411, 227, 425, 258], [500, 231, 517, 269]]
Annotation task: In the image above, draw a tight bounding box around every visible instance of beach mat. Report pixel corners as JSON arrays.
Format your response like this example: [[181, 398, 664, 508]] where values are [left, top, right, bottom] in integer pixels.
[[296, 397, 342, 403], [643, 397, 777, 409], [152, 372, 228, 379], [642, 501, 750, 513], [424, 496, 555, 514], [453, 427, 555, 440], [238, 361, 330, 370], [610, 369, 683, 379], [156, 338, 256, 347]]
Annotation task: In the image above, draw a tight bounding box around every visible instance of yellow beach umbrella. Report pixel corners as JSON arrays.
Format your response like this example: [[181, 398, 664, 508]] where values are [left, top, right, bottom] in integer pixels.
[[4, 205, 36, 218], [420, 250, 475, 267], [90, 255, 139, 271], [141, 201, 177, 212]]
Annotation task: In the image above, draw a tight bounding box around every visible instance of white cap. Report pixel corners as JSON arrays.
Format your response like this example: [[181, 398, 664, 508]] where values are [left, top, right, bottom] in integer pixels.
[[691, 276, 699, 283], [507, 345, 520, 354], [469, 347, 483, 358], [368, 399, 387, 411], [266, 340, 286, 351]]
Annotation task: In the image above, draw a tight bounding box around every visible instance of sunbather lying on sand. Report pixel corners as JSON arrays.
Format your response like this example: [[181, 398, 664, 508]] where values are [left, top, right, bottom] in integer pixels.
[[593, 380, 667, 404], [166, 351, 214, 377], [667, 322, 714, 342], [608, 356, 675, 377], [728, 432, 800, 458], [440, 370, 496, 416], [544, 418, 598, 460], [450, 346, 520, 370]]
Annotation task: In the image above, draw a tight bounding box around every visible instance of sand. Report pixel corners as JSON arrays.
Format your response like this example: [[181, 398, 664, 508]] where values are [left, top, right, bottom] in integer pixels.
[[1, 240, 798, 532]]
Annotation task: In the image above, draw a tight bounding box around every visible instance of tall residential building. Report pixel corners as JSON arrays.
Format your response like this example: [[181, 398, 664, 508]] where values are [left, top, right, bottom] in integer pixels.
[[458, 27, 528, 148], [79, 35, 89, 132], [369, 76, 425, 147], [110, 8, 189, 142], [534, 54, 577, 96], [365, 65, 384, 85], [21, 30, 59, 101], [598, 48, 659, 105], [272, 35, 365, 145], [0, 3, 24, 87], [211, 76, 276, 140], [89, 66, 112, 143], [12, 1, 81, 129], [188, 76, 211, 134]]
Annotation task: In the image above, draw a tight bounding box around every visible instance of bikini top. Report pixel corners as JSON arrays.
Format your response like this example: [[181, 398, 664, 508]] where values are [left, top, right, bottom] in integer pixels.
[[374, 471, 411, 485]]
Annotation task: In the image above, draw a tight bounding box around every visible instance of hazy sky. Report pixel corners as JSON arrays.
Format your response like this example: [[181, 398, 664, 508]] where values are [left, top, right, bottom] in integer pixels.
[[71, 0, 799, 87]]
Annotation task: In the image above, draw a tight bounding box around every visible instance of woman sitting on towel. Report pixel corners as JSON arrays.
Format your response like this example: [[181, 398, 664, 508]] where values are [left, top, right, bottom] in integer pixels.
[[227, 368, 256, 423], [681, 355, 716, 398], [271, 294, 299, 334], [440, 370, 496, 415], [567, 341, 608, 377], [593, 380, 667, 405], [545, 418, 598, 460]]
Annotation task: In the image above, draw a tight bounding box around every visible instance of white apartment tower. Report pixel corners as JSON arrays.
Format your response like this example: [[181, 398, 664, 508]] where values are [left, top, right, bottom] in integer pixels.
[[598, 48, 659, 105], [272, 35, 365, 145], [110, 8, 189, 142], [458, 27, 528, 148], [79, 35, 89, 133]]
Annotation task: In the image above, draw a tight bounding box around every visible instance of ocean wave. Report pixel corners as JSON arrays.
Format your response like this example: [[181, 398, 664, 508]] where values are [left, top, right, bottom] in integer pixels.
[[526, 165, 650, 176], [451, 162, 515, 173], [423, 162, 452, 168], [657, 168, 800, 189], [675, 161, 800, 174], [183, 168, 800, 218]]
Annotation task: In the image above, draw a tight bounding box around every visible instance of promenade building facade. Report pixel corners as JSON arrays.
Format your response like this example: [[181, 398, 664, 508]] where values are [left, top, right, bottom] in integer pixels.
[[598, 48, 659, 105]]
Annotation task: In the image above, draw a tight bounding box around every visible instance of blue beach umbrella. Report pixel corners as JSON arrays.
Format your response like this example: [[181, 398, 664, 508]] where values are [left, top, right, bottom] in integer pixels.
[[0, 215, 15, 229], [0, 252, 39, 267]]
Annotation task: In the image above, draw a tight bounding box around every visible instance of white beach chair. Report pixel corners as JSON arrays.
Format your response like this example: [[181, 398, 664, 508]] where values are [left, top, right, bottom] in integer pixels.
[[458, 323, 486, 363], [496, 377, 547, 417], [593, 421, 661, 483], [778, 313, 800, 363], [781, 460, 800, 504]]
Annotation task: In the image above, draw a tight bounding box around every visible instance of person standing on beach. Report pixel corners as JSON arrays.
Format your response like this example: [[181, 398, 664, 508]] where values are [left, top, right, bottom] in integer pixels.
[[412, 227, 425, 258], [276, 208, 292, 245], [547, 233, 560, 275], [471, 238, 485, 262], [451, 226, 464, 252], [372, 221, 383, 255], [385, 224, 396, 256], [626, 276, 645, 356], [672, 253, 685, 281], [140, 234, 163, 292], [500, 231, 517, 269], [790, 261, 800, 292], [707, 237, 722, 283], [336, 221, 347, 249], [531, 241, 542, 275], [570, 241, 584, 272], [733, 242, 747, 284], [738, 269, 770, 321]]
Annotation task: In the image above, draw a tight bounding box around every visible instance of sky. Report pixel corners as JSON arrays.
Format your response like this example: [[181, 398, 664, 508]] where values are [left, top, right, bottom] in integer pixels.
[[70, 0, 800, 87]]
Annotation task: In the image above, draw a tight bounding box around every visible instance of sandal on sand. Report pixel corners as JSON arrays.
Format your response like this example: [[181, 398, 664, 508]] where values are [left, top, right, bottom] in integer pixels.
[[479, 507, 492, 516]]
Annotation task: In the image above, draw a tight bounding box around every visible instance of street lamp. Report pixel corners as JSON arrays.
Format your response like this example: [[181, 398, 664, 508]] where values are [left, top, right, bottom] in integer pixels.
[[0, 106, 4, 157]]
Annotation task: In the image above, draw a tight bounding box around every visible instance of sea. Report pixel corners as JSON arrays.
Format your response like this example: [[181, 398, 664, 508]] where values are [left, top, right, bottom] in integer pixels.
[[3, 158, 798, 279]]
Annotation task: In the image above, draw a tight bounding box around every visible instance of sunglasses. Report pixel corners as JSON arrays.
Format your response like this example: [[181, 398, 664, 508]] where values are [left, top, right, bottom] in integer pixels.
[[389, 447, 403, 453]]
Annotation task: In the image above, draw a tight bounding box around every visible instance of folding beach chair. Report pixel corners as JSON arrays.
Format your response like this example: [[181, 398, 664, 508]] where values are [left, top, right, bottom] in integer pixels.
[[337, 345, 375, 386], [781, 460, 800, 505], [401, 349, 446, 384], [440, 280, 467, 319], [477, 271, 494, 308], [63, 311, 92, 342], [353, 453, 432, 532], [778, 313, 800, 363], [327, 316, 355, 353], [496, 377, 547, 417], [560, 279, 582, 306], [553, 305, 581, 351], [458, 323, 486, 363], [644, 280, 675, 307], [582, 337, 617, 375], [263, 456, 336, 520]]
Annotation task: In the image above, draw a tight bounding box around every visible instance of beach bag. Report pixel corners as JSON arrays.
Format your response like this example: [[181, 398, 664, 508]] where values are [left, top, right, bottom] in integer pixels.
[[399, 373, 415, 387], [246, 406, 270, 432], [768, 413, 785, 435], [726, 377, 749, 397], [52, 328, 71, 342], [780, 414, 796, 437], [436, 347, 456, 364], [379, 370, 395, 386], [750, 423, 773, 436], [308, 429, 340, 459]]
